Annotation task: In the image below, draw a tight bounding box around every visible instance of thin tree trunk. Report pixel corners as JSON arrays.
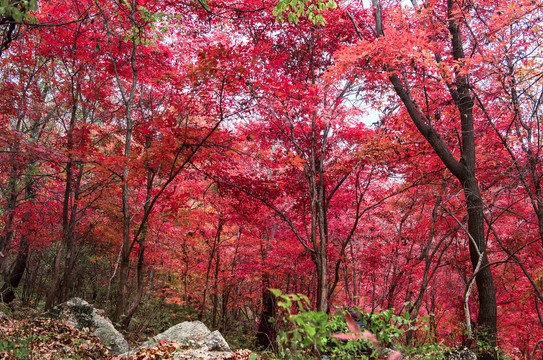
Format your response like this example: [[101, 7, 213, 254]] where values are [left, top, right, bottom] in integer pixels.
[[60, 163, 84, 303], [46, 80, 80, 310], [308, 123, 329, 313], [256, 229, 277, 351], [113, 104, 134, 321], [144, 268, 154, 303], [221, 286, 230, 332], [120, 246, 146, 328], [0, 116, 23, 280], [1, 178, 35, 304], [212, 252, 220, 329], [21, 252, 37, 304], [199, 221, 223, 321], [256, 280, 277, 351], [0, 172, 17, 260], [97, 0, 139, 322], [120, 136, 155, 328]]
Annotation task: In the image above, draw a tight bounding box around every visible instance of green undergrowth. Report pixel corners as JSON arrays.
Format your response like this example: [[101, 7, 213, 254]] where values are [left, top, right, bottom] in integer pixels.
[[265, 289, 450, 360]]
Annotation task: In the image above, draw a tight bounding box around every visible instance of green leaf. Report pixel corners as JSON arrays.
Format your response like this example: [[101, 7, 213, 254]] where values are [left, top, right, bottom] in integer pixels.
[[199, 0, 210, 11], [315, 14, 325, 25], [11, 8, 22, 22]]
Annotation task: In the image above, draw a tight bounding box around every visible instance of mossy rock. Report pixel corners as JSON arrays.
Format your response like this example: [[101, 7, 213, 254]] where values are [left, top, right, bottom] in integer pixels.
[[44, 299, 95, 329], [42, 298, 129, 354]]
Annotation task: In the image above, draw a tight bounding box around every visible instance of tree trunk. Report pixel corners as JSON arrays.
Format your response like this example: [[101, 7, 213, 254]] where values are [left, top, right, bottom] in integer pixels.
[[46, 82, 80, 310], [256, 283, 277, 351], [316, 158, 329, 313], [2, 174, 36, 304], [221, 286, 230, 332], [462, 177, 497, 355], [21, 252, 38, 304], [0, 173, 17, 260], [315, 252, 328, 313], [0, 237, 28, 304], [0, 121, 22, 280], [212, 252, 220, 329], [60, 164, 84, 303], [113, 246, 131, 322], [101, 0, 138, 322], [112, 74, 135, 323], [199, 221, 223, 321], [144, 268, 154, 303], [308, 127, 329, 313], [120, 246, 146, 328]]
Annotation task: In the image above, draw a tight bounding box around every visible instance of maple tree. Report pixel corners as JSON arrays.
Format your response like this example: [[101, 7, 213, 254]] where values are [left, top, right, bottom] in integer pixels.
[[198, 6, 388, 317], [327, 0, 543, 357]]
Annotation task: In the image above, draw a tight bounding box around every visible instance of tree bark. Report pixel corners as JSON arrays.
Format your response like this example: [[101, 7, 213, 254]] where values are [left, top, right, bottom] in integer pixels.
[[0, 237, 28, 304], [97, 0, 139, 322], [0, 115, 23, 280], [212, 252, 220, 329], [256, 284, 277, 351], [1, 179, 35, 304], [46, 80, 81, 310], [199, 220, 223, 321], [120, 247, 146, 328]]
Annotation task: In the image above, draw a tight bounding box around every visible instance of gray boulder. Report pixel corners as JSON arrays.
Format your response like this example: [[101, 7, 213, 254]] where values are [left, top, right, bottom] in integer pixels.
[[43, 297, 129, 355], [140, 320, 231, 352], [205, 330, 232, 352]]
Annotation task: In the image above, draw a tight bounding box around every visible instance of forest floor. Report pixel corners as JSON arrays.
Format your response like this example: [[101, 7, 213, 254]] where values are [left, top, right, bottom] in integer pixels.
[[0, 307, 258, 359]]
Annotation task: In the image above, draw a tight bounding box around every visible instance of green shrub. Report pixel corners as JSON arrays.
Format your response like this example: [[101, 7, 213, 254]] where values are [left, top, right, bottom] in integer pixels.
[[269, 290, 449, 360], [270, 289, 329, 359]]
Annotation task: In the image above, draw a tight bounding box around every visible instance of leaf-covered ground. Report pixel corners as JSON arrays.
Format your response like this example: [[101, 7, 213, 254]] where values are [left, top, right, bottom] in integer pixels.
[[0, 315, 257, 359], [0, 317, 109, 359]]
